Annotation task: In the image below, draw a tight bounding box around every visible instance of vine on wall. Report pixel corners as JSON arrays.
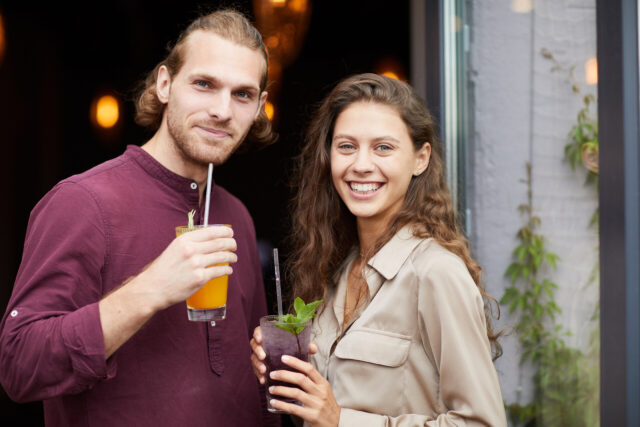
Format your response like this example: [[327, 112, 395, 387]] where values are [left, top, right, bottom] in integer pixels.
[[502, 165, 599, 426], [542, 47, 599, 224], [502, 49, 600, 426]]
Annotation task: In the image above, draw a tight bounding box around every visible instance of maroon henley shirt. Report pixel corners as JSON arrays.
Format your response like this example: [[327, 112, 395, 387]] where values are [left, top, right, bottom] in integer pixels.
[[0, 145, 280, 427]]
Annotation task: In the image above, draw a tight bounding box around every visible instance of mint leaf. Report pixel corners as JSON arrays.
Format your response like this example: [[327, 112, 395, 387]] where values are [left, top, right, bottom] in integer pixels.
[[187, 209, 196, 230], [296, 299, 323, 323], [293, 297, 305, 316], [278, 313, 297, 324], [274, 323, 298, 334], [275, 297, 323, 335]]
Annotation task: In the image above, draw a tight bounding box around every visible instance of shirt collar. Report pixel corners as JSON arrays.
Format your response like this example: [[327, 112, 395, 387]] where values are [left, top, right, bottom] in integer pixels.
[[124, 144, 203, 203], [329, 225, 425, 332], [366, 225, 425, 281]]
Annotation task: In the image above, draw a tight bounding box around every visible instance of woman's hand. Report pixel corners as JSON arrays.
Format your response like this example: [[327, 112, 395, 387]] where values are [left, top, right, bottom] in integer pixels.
[[268, 355, 340, 427], [250, 326, 319, 385], [249, 326, 267, 384]]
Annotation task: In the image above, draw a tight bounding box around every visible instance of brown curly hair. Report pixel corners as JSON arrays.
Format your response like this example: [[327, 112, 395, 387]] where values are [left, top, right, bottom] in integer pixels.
[[288, 73, 502, 359], [134, 9, 276, 147]]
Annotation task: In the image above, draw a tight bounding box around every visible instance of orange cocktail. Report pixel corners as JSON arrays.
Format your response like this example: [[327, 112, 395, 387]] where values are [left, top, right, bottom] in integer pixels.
[[175, 224, 230, 323]]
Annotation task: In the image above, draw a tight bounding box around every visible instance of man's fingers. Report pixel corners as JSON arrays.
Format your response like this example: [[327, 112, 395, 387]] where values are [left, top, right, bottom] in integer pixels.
[[202, 265, 233, 282], [200, 251, 238, 268], [197, 237, 237, 254]]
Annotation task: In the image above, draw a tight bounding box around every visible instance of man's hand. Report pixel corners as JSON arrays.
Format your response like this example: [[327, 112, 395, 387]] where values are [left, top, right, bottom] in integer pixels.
[[99, 225, 237, 358], [141, 225, 237, 310]]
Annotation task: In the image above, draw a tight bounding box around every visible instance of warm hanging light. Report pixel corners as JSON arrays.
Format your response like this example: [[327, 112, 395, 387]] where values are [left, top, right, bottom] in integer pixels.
[[511, 0, 535, 13], [585, 57, 598, 85], [265, 101, 275, 120], [254, 0, 312, 127], [381, 71, 400, 80], [0, 11, 6, 65], [254, 0, 311, 68], [91, 94, 120, 129], [375, 57, 406, 82]]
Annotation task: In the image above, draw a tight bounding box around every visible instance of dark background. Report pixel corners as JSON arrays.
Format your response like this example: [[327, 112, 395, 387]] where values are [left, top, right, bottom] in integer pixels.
[[0, 0, 409, 424]]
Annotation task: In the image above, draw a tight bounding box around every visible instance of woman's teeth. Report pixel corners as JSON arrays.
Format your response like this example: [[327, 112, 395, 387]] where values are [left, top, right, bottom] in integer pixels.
[[350, 183, 380, 193]]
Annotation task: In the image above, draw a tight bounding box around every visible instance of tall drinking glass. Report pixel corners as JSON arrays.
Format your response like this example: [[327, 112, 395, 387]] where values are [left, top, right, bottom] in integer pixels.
[[175, 224, 230, 322], [259, 315, 312, 413]]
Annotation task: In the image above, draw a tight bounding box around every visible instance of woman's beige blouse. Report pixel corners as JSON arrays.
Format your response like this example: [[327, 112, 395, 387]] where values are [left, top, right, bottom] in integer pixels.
[[310, 226, 507, 426]]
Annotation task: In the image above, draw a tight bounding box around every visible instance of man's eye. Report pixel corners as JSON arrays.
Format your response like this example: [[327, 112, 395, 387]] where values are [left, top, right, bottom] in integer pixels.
[[194, 80, 210, 88], [376, 144, 393, 151], [235, 91, 251, 100]]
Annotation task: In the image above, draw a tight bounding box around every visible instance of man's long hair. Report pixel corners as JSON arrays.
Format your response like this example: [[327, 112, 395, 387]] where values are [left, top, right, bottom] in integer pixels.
[[288, 73, 502, 359], [133, 9, 275, 147]]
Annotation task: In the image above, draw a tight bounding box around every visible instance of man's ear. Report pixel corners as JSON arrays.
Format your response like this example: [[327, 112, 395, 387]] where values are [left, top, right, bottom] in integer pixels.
[[256, 91, 268, 120], [156, 65, 171, 104]]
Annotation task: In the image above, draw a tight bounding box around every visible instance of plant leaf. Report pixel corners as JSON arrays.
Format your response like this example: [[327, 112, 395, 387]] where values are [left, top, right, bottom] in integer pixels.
[[293, 297, 305, 316], [297, 299, 323, 322], [277, 298, 323, 335]]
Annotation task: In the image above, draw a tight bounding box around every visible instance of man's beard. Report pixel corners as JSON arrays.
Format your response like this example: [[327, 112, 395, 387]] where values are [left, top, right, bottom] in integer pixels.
[[166, 106, 242, 167]]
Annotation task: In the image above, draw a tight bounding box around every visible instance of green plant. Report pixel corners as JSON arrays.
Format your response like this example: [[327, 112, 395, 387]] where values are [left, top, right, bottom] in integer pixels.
[[502, 164, 599, 427], [275, 297, 322, 356], [542, 48, 599, 225], [275, 297, 322, 335]]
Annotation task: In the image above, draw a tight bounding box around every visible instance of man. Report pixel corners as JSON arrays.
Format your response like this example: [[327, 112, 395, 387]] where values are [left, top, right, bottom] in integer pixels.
[[0, 9, 280, 427]]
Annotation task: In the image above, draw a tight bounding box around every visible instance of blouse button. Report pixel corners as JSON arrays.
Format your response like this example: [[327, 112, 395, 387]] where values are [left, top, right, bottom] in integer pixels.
[[190, 182, 198, 190], [10, 310, 18, 317]]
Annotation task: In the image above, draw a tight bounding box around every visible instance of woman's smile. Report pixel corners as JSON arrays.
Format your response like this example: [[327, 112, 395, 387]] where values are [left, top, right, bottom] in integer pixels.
[[330, 102, 430, 229]]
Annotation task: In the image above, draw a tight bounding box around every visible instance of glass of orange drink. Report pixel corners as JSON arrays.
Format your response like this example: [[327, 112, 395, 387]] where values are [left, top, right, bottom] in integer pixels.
[[175, 224, 231, 323]]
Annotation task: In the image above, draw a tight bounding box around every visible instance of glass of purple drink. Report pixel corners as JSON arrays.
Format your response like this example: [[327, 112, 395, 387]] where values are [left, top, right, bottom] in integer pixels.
[[259, 314, 312, 413]]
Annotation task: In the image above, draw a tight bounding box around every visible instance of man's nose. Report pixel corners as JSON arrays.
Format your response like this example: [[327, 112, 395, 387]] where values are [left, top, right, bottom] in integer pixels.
[[207, 91, 232, 121]]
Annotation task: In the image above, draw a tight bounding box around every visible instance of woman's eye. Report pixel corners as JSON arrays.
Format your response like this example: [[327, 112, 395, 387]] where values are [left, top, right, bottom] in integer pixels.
[[376, 144, 393, 151], [337, 143, 355, 150]]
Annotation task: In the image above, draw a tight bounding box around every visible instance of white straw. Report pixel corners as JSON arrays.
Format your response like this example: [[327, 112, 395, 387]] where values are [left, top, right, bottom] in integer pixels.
[[273, 248, 283, 317], [203, 163, 213, 226]]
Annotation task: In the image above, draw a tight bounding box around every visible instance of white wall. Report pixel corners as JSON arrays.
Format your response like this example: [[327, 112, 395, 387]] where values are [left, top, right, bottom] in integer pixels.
[[467, 0, 598, 405]]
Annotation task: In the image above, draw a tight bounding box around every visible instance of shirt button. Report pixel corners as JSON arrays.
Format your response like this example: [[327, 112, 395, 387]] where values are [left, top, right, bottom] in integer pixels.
[[190, 182, 197, 190], [10, 310, 18, 317]]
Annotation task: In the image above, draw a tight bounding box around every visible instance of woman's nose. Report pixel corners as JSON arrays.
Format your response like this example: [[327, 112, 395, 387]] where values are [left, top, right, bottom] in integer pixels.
[[352, 149, 374, 173]]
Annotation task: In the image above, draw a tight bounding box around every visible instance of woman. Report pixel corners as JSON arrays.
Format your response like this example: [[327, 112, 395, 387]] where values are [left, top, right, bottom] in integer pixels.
[[251, 73, 507, 426]]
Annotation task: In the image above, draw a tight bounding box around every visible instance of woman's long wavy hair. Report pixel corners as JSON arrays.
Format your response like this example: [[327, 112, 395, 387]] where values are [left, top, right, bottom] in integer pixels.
[[133, 9, 276, 147], [288, 73, 502, 359]]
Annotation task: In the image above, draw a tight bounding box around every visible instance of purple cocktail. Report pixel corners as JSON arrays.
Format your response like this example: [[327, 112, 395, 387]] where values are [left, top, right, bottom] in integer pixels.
[[260, 315, 312, 413]]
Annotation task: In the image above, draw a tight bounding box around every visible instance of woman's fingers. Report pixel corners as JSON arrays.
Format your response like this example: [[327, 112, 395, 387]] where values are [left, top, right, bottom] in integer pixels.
[[280, 355, 324, 383], [249, 327, 266, 384], [268, 355, 342, 427], [267, 395, 310, 419], [250, 353, 266, 384], [270, 369, 317, 396], [249, 338, 266, 360], [252, 326, 263, 345]]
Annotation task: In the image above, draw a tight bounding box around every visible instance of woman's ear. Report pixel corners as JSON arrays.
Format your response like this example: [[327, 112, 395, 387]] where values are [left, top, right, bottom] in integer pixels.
[[413, 142, 431, 176]]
